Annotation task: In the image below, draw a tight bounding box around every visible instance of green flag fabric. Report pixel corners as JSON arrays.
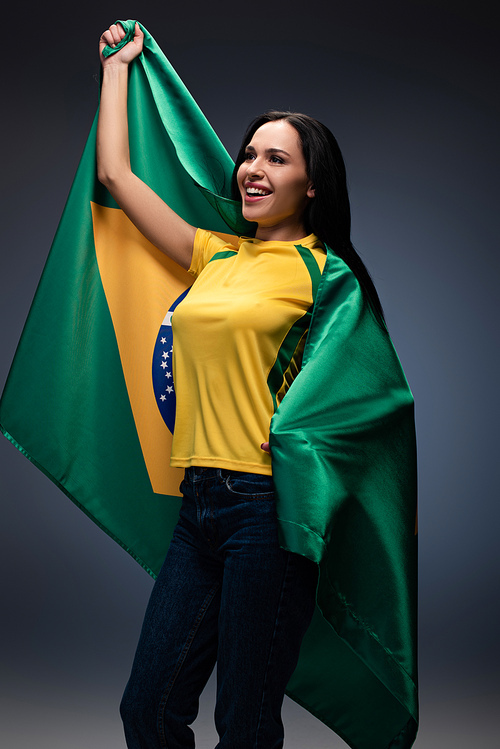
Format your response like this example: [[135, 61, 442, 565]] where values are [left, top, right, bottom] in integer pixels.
[[0, 20, 417, 749]]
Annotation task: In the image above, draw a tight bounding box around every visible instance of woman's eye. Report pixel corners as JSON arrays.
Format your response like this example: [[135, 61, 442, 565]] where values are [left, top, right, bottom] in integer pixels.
[[270, 155, 284, 164], [244, 152, 255, 161]]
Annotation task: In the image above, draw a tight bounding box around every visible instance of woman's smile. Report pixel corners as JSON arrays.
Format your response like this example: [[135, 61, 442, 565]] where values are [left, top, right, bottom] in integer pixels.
[[244, 182, 273, 200]]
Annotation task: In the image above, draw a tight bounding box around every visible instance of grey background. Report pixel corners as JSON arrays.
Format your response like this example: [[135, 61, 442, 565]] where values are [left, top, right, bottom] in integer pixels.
[[1, 2, 498, 747]]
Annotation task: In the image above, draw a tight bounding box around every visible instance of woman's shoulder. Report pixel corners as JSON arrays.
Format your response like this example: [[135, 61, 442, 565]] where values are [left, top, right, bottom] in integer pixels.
[[197, 229, 240, 251], [190, 229, 240, 277], [300, 233, 327, 256]]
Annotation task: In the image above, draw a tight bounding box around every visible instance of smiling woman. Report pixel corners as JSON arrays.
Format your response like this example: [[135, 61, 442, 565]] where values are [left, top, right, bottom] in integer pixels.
[[78, 18, 417, 749], [232, 109, 385, 321]]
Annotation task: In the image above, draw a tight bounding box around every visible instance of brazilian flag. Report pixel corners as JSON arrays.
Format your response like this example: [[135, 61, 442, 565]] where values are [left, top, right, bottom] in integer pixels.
[[0, 20, 418, 748]]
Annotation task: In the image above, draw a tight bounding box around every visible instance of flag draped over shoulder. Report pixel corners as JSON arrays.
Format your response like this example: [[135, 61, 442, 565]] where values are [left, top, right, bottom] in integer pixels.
[[0, 19, 418, 749]]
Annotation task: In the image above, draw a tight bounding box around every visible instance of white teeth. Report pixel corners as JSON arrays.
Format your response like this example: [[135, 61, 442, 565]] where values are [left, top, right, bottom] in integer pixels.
[[247, 187, 270, 195]]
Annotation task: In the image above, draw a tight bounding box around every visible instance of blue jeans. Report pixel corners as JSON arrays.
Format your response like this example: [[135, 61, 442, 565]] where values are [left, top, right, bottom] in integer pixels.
[[120, 467, 317, 749]]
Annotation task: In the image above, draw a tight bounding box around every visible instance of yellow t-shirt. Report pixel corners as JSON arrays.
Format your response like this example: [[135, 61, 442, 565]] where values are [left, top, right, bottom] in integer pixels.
[[170, 229, 327, 475]]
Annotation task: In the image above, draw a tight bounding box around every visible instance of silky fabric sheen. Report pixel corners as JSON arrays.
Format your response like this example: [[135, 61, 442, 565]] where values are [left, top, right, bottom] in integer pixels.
[[270, 254, 418, 747]]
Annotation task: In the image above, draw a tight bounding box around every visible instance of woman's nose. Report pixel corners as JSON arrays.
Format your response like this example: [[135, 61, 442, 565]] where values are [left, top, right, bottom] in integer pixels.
[[247, 157, 264, 177]]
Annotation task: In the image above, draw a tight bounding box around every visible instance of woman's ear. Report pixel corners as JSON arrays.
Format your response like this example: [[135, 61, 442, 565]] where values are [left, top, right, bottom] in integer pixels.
[[307, 183, 315, 198]]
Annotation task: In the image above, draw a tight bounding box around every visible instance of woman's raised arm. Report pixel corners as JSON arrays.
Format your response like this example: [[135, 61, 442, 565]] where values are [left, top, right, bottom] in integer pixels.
[[96, 22, 196, 270]]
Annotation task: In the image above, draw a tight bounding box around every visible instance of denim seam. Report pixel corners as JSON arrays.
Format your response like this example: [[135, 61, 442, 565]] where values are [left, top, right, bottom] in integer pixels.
[[224, 476, 275, 500], [157, 580, 221, 748], [255, 554, 291, 748], [209, 483, 217, 548]]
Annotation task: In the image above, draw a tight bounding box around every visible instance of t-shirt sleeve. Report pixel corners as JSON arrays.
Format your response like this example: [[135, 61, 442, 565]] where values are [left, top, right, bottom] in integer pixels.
[[189, 229, 239, 278]]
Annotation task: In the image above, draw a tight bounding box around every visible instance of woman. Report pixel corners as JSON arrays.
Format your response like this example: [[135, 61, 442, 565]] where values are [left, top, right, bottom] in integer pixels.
[[98, 21, 393, 749]]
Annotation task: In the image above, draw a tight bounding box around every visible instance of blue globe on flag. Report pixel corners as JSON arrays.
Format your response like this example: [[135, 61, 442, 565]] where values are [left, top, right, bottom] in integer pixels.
[[152, 287, 190, 434]]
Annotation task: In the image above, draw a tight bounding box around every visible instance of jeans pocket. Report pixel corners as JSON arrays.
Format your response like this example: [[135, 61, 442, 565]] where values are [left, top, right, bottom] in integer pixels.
[[224, 472, 275, 499]]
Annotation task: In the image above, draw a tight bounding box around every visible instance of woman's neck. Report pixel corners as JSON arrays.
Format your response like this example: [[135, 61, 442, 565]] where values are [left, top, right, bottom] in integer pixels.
[[255, 220, 308, 243]]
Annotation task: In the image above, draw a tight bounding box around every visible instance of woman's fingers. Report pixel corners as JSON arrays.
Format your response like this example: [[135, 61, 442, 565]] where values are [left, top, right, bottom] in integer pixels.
[[133, 22, 143, 41], [99, 22, 144, 65], [110, 23, 125, 45], [260, 442, 271, 454], [101, 23, 124, 48]]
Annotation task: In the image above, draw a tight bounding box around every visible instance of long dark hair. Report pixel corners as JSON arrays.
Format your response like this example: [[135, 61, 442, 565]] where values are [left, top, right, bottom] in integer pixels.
[[231, 111, 385, 322]]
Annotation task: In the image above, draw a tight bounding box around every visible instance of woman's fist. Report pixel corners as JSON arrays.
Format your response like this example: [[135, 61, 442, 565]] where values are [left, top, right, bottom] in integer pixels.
[[99, 22, 144, 67]]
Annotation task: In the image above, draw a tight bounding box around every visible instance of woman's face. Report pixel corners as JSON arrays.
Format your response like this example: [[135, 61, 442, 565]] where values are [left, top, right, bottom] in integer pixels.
[[236, 120, 315, 241]]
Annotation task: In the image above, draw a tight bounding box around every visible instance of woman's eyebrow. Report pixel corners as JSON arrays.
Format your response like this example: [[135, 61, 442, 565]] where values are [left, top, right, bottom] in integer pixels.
[[245, 145, 291, 157], [267, 147, 291, 157]]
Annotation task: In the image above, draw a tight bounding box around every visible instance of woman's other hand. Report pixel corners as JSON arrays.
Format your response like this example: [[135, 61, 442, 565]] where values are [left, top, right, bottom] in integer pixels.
[[260, 442, 271, 454], [99, 22, 144, 67]]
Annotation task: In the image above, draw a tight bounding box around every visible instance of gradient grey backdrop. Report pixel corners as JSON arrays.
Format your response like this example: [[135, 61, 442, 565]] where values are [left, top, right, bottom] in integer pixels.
[[1, 2, 498, 747]]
